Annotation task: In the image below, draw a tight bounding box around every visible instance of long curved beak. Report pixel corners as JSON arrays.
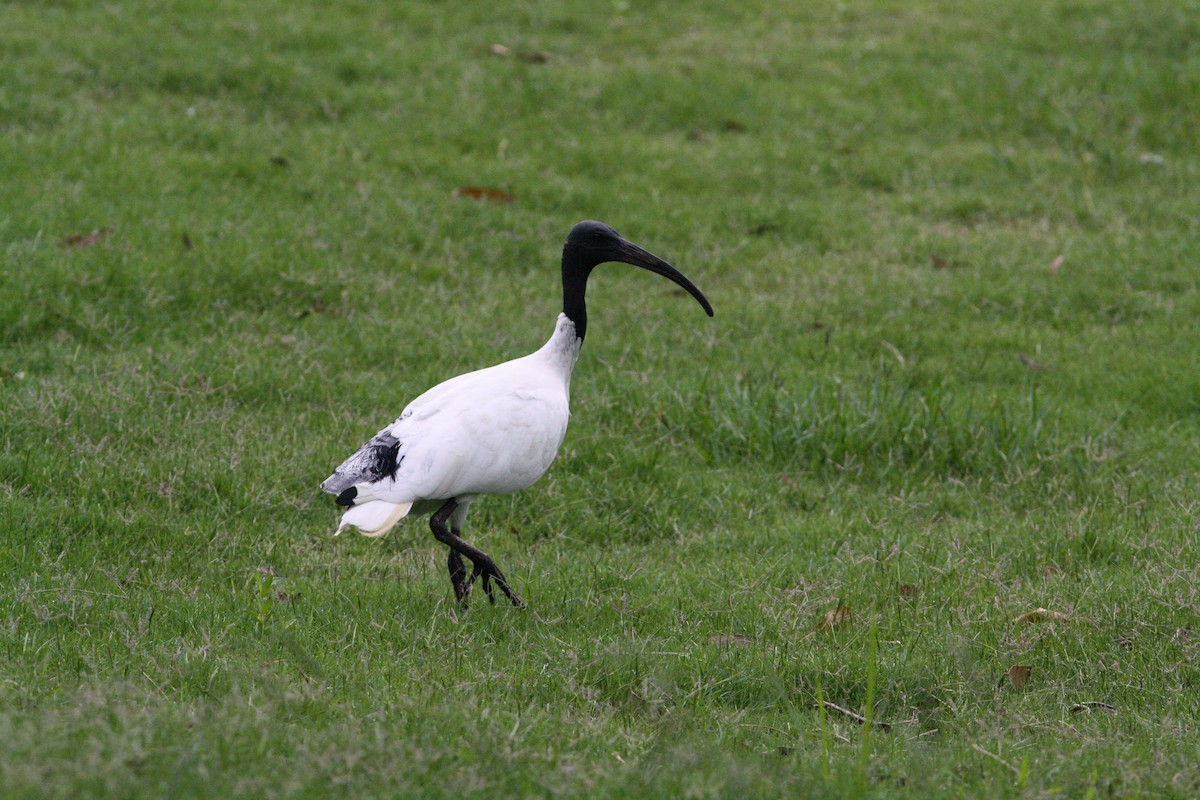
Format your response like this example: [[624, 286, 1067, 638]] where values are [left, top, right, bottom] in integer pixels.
[[616, 239, 714, 317]]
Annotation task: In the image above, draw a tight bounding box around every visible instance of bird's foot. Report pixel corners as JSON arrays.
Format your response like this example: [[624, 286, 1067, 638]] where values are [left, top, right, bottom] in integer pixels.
[[452, 571, 473, 608], [467, 558, 525, 609], [449, 550, 472, 608]]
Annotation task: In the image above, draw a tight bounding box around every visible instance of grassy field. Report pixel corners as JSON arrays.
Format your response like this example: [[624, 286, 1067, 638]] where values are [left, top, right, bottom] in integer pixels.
[[3, 0, 1199, 796]]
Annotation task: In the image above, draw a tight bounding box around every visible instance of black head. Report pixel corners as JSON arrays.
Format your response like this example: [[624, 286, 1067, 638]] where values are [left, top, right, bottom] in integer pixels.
[[561, 221, 714, 332], [563, 220, 629, 268]]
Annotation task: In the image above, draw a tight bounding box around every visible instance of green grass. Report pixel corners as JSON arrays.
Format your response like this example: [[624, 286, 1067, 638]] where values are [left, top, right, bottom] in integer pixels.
[[3, 0, 1200, 796]]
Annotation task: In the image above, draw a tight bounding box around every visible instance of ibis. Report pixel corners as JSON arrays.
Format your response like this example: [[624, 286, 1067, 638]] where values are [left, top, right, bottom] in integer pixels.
[[320, 221, 713, 607]]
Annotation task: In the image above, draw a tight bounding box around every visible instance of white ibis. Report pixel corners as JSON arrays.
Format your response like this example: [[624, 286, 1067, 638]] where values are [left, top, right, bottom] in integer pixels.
[[321, 221, 713, 607]]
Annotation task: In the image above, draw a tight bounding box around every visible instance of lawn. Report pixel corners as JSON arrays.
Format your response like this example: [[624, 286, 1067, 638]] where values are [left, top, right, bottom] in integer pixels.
[[2, 0, 1199, 796]]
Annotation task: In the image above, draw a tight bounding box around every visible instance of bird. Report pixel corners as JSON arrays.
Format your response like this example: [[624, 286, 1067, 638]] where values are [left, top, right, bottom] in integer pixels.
[[320, 220, 713, 608]]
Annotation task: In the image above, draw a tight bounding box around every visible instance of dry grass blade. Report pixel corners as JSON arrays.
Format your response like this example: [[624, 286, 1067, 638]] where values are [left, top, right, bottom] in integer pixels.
[[709, 634, 752, 647], [819, 701, 891, 731], [1070, 701, 1117, 714], [1014, 608, 1070, 624]]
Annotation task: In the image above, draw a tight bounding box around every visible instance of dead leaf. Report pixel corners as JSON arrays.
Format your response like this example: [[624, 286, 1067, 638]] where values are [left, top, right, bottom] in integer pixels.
[[1048, 254, 1065, 275], [931, 256, 948, 269], [816, 605, 851, 632], [1017, 354, 1046, 371], [721, 119, 746, 133], [455, 186, 514, 203], [1007, 664, 1031, 688], [1014, 608, 1070, 624], [490, 43, 511, 57], [61, 227, 113, 248], [709, 634, 752, 648], [1042, 564, 1062, 577], [899, 584, 915, 598]]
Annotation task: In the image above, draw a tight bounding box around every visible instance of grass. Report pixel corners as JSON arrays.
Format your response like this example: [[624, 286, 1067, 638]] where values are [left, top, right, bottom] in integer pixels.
[[2, 0, 1199, 795]]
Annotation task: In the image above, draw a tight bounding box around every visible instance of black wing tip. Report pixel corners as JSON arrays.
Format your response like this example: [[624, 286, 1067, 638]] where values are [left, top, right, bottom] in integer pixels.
[[335, 487, 358, 507]]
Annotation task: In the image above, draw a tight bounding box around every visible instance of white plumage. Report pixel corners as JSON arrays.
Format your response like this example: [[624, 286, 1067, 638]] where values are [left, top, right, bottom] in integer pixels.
[[321, 221, 712, 607], [324, 314, 580, 538]]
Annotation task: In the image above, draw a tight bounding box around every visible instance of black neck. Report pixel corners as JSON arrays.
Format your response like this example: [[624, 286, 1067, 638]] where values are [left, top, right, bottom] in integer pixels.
[[562, 255, 592, 343]]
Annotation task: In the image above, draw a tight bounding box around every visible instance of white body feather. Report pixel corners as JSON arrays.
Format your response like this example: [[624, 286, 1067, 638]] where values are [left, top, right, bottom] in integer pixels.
[[324, 314, 582, 537]]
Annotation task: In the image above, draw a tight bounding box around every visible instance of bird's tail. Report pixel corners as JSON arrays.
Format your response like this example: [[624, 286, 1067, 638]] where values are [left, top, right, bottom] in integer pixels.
[[334, 500, 413, 538]]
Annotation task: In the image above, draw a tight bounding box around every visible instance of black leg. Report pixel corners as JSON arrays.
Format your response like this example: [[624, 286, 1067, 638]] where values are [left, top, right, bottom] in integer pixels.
[[448, 548, 469, 605], [430, 499, 524, 609]]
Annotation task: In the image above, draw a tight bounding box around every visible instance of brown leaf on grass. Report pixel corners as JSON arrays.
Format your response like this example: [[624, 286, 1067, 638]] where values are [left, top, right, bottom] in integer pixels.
[[455, 186, 514, 203], [1042, 564, 1062, 577], [1014, 608, 1070, 624], [816, 606, 851, 632], [1007, 665, 1031, 688], [61, 227, 113, 248], [709, 634, 753, 648], [1017, 353, 1046, 371], [899, 584, 915, 598], [1048, 254, 1065, 275], [931, 255, 949, 269], [721, 119, 746, 133], [490, 43, 511, 57]]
